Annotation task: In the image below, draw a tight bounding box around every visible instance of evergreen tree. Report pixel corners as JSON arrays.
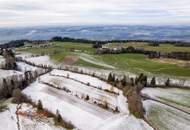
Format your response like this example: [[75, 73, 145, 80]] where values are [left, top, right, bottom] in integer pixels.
[[3, 78, 9, 97], [112, 74, 115, 82], [54, 110, 63, 125], [165, 78, 170, 87], [107, 73, 112, 82], [150, 77, 156, 87], [130, 78, 135, 86], [121, 75, 127, 86], [37, 100, 43, 112]]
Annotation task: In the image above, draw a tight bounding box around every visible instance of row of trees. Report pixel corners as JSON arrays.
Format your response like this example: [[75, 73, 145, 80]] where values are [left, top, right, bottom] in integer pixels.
[[1, 70, 39, 98], [106, 72, 173, 119]]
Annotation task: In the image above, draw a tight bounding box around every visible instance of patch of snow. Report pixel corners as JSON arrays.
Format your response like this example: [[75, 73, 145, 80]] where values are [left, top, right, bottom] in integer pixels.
[[24, 56, 55, 67], [51, 69, 119, 93], [143, 100, 190, 130], [78, 53, 115, 69], [142, 87, 190, 113], [0, 56, 5, 69], [17, 62, 44, 73], [0, 104, 18, 130], [95, 113, 153, 130]]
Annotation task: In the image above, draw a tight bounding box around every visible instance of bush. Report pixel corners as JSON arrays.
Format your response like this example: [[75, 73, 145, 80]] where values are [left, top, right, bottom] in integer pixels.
[[0, 102, 8, 112], [85, 95, 89, 101]]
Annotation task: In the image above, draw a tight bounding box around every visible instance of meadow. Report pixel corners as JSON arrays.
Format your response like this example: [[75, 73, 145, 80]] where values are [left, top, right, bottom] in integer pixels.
[[105, 42, 190, 53], [18, 42, 190, 78]]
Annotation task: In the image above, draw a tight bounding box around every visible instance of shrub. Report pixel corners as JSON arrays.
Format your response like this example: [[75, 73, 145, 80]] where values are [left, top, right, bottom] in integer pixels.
[[85, 95, 89, 101], [0, 102, 8, 112]]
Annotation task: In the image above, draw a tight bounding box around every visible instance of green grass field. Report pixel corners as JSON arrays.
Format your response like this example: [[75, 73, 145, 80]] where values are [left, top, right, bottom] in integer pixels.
[[105, 42, 190, 53], [18, 42, 190, 78]]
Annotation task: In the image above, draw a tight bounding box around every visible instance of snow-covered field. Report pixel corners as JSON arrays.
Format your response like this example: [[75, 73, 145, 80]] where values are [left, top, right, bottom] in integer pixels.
[[40, 74, 128, 111], [51, 69, 119, 93], [22, 55, 56, 67], [0, 56, 5, 69], [143, 100, 190, 130], [0, 103, 65, 130], [17, 62, 45, 73], [142, 87, 190, 113], [23, 82, 114, 130], [23, 81, 153, 130], [96, 113, 154, 130]]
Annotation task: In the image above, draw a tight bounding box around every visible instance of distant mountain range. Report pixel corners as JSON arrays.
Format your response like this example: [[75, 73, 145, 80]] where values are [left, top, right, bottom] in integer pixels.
[[0, 25, 190, 44]]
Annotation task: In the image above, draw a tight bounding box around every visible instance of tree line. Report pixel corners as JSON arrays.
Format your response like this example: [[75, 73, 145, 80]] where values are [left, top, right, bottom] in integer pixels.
[[1, 36, 190, 49]]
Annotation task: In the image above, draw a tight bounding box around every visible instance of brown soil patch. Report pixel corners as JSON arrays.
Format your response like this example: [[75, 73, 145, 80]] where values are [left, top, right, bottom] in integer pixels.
[[150, 58, 190, 68], [62, 55, 79, 65]]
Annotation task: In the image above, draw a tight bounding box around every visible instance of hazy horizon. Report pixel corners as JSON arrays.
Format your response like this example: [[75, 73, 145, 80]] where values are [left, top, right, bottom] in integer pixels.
[[0, 0, 190, 27], [1, 25, 190, 43]]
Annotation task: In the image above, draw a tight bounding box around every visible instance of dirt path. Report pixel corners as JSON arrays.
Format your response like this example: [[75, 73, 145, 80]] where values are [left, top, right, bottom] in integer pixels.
[[15, 104, 22, 130]]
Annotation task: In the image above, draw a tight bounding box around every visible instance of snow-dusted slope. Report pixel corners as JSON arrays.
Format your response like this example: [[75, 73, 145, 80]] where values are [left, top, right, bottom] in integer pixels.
[[142, 87, 190, 113], [51, 69, 119, 93], [78, 53, 115, 69], [24, 56, 55, 66], [17, 62, 45, 73], [143, 100, 190, 130], [50, 69, 128, 112], [0, 103, 66, 130], [40, 74, 118, 110], [95, 113, 153, 130], [22, 82, 115, 130], [0, 56, 5, 69], [0, 104, 18, 130]]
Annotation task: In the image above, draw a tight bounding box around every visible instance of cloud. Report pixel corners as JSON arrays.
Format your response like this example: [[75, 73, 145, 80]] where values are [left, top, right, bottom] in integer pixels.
[[0, 0, 190, 27]]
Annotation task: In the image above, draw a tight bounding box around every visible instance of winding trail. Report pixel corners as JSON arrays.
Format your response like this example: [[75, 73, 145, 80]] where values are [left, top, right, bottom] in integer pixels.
[[15, 104, 22, 130]]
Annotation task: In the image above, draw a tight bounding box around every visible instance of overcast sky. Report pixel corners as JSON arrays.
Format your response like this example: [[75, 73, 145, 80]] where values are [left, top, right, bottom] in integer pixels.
[[0, 0, 190, 27]]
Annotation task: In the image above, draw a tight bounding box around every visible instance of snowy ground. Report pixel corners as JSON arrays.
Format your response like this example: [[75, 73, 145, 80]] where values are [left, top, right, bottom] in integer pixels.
[[143, 100, 190, 130], [22, 82, 114, 130], [0, 102, 66, 130], [23, 81, 153, 130], [22, 55, 56, 67], [78, 53, 115, 69], [142, 87, 190, 113], [96, 113, 154, 130], [40, 73, 129, 112], [40, 74, 118, 109], [0, 56, 5, 69], [50, 69, 129, 112], [51, 69, 119, 93], [17, 62, 45, 73]]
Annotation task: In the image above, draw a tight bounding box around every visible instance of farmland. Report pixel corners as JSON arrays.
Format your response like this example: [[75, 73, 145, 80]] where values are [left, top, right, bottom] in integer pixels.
[[18, 42, 190, 78]]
